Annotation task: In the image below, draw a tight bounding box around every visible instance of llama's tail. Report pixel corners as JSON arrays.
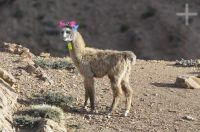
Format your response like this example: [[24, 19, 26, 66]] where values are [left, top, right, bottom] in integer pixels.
[[123, 51, 136, 65]]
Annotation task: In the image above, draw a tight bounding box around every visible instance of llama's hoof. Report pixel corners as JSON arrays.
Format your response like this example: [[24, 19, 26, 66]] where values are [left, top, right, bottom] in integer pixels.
[[107, 112, 111, 116], [81, 106, 87, 112], [90, 109, 95, 114], [124, 110, 129, 117], [106, 112, 112, 118], [106, 110, 112, 116]]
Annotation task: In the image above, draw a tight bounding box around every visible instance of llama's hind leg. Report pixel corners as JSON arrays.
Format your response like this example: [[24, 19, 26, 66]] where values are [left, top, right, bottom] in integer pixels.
[[84, 77, 95, 112], [121, 73, 133, 116], [83, 88, 89, 110], [108, 76, 123, 115]]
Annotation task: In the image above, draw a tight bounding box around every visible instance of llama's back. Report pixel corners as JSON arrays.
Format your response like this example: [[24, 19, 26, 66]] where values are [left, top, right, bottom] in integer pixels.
[[83, 47, 136, 78]]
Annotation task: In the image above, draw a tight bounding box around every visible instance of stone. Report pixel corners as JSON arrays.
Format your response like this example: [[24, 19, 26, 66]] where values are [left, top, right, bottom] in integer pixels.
[[36, 119, 67, 132], [175, 75, 200, 89], [25, 64, 37, 75], [182, 115, 196, 121], [84, 114, 92, 120], [0, 67, 17, 88], [40, 52, 50, 58]]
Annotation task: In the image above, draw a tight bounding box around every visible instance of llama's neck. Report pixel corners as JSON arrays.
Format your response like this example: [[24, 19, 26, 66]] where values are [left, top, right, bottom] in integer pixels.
[[69, 31, 86, 66]]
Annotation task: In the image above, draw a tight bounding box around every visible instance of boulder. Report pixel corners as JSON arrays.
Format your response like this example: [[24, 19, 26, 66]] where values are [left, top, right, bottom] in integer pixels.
[[175, 75, 200, 89]]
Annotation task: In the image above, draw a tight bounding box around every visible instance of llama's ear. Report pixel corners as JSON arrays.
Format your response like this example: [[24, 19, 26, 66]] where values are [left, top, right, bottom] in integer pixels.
[[72, 25, 79, 31]]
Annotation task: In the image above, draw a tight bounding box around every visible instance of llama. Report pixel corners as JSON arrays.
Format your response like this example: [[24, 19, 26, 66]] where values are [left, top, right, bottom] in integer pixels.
[[58, 20, 136, 116]]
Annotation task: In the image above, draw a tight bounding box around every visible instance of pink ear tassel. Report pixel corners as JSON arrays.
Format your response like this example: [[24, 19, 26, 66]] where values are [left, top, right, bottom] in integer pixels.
[[69, 21, 76, 28], [58, 20, 66, 28]]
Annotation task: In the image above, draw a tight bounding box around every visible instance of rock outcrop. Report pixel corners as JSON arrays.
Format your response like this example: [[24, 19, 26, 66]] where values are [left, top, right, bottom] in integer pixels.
[[0, 68, 18, 132], [3, 42, 35, 59]]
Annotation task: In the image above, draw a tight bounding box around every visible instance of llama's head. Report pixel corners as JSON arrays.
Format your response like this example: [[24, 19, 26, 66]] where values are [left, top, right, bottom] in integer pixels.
[[58, 20, 79, 42]]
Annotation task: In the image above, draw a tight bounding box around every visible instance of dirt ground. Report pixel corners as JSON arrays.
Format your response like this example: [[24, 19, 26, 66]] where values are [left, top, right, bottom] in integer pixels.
[[0, 51, 200, 132]]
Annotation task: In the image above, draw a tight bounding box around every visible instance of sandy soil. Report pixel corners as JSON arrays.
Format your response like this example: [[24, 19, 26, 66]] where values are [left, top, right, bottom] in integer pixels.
[[0, 51, 200, 132]]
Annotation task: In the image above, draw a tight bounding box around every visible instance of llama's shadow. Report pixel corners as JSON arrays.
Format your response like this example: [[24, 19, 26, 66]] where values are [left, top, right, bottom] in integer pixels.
[[151, 82, 181, 89], [16, 93, 121, 117], [16, 95, 107, 116], [63, 104, 124, 117], [63, 105, 112, 116]]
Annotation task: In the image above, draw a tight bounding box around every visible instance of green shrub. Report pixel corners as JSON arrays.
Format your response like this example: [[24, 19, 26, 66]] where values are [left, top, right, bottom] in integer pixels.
[[13, 115, 40, 128], [33, 58, 46, 68], [33, 57, 74, 70], [141, 6, 157, 19], [43, 92, 74, 108], [25, 104, 64, 122], [13, 104, 64, 128]]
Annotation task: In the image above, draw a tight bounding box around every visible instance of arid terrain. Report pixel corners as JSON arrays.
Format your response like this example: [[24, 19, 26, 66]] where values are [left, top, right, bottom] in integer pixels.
[[1, 1, 200, 131], [0, 49, 200, 132]]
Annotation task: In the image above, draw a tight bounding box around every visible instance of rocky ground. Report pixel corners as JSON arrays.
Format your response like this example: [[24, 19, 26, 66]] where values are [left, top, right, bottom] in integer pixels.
[[0, 50, 200, 132]]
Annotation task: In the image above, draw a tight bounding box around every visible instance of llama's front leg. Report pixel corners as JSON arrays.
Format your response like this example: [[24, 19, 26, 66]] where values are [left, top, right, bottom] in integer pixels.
[[84, 77, 95, 113]]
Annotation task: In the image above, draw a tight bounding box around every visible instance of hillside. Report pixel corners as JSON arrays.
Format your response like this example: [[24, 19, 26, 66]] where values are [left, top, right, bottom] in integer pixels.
[[1, 0, 200, 60], [0, 48, 200, 131]]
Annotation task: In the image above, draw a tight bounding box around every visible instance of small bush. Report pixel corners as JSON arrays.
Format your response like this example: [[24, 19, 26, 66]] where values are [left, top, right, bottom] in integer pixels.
[[43, 92, 74, 108], [13, 104, 64, 128], [13, 115, 40, 128], [33, 57, 74, 70], [141, 6, 157, 19], [25, 104, 64, 122]]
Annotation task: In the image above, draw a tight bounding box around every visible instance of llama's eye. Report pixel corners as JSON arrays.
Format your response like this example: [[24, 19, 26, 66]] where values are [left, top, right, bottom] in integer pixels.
[[66, 31, 71, 34]]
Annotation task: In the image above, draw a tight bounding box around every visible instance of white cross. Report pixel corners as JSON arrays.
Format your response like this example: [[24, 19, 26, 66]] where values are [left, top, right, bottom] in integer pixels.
[[176, 3, 198, 25]]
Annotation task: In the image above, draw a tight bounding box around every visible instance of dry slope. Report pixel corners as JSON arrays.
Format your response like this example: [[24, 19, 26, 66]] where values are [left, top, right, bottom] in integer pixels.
[[0, 51, 200, 131]]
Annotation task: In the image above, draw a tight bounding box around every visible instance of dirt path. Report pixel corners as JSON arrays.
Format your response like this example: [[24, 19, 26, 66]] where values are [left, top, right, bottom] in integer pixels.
[[0, 52, 200, 132]]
